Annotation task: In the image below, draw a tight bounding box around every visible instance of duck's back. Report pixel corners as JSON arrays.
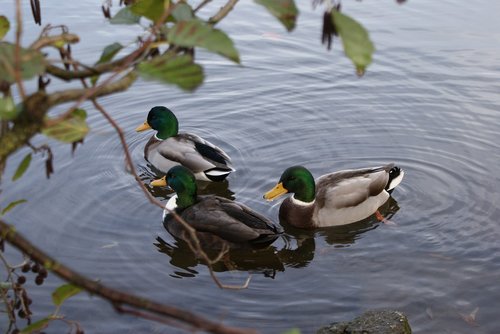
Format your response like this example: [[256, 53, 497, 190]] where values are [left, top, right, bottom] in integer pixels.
[[313, 165, 393, 226], [164, 195, 281, 249]]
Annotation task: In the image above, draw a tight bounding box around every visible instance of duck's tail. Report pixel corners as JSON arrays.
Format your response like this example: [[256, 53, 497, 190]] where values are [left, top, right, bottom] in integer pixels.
[[386, 166, 404, 193], [204, 167, 234, 182]]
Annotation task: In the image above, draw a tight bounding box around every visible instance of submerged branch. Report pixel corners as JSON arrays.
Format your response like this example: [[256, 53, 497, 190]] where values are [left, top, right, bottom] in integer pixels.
[[0, 220, 257, 334]]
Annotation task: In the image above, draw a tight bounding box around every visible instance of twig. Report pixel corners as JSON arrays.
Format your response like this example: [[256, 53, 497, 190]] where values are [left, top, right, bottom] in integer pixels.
[[46, 71, 137, 110], [29, 33, 80, 50], [90, 100, 163, 209], [14, 0, 26, 100], [209, 0, 239, 25], [194, 0, 213, 12], [0, 220, 257, 334]]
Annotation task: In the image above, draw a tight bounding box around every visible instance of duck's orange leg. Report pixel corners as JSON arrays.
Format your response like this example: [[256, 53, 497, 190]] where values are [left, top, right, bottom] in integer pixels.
[[375, 210, 397, 226]]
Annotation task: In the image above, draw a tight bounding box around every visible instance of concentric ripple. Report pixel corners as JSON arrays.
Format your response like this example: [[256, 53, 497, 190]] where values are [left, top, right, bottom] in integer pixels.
[[2, 0, 500, 333]]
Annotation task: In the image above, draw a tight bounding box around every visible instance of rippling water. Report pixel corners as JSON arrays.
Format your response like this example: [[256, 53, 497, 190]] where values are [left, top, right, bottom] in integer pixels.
[[2, 0, 500, 333]]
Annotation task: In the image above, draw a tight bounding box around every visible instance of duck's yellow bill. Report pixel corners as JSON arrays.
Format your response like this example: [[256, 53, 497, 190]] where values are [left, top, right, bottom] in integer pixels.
[[150, 176, 167, 187], [135, 121, 151, 132], [263, 182, 288, 201]]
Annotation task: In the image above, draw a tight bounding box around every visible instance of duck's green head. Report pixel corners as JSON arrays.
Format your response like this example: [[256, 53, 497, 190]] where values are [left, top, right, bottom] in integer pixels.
[[135, 106, 179, 140], [169, 166, 197, 209], [264, 166, 315, 203], [155, 166, 198, 209]]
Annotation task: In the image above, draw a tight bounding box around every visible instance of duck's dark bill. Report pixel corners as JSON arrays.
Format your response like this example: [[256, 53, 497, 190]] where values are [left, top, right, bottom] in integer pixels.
[[150, 176, 167, 187], [136, 121, 152, 132], [264, 182, 288, 201]]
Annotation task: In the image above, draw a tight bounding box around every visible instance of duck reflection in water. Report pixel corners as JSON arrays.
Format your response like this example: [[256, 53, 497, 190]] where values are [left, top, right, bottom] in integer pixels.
[[154, 197, 400, 279]]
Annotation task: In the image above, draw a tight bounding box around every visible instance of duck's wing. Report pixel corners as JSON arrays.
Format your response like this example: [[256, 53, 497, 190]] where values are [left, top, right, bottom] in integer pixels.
[[155, 133, 233, 178], [316, 165, 393, 209], [182, 196, 281, 245]]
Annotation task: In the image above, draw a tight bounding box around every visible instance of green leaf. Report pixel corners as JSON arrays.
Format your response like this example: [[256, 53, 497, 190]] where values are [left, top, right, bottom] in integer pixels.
[[42, 108, 89, 143], [0, 42, 46, 84], [168, 20, 240, 63], [110, 7, 141, 25], [332, 10, 374, 76], [0, 16, 10, 40], [91, 43, 123, 85], [254, 0, 298, 32], [0, 96, 18, 120], [1, 199, 27, 215], [130, 0, 170, 23], [171, 2, 193, 22], [52, 283, 82, 306], [138, 54, 204, 91], [20, 317, 50, 334], [12, 153, 32, 181]]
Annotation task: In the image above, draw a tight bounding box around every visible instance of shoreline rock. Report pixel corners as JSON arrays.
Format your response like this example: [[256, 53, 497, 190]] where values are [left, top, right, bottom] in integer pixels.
[[317, 309, 412, 334]]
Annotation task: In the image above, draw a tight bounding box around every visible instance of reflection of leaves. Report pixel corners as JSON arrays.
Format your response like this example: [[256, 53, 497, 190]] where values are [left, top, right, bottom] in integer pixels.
[[168, 20, 240, 63], [0, 42, 46, 83], [42, 109, 89, 143], [130, 0, 170, 23], [459, 306, 479, 327], [20, 318, 50, 334], [12, 153, 32, 181], [109, 7, 141, 25], [0, 16, 10, 40], [91, 43, 123, 85], [0, 95, 18, 120], [254, 0, 298, 32], [332, 10, 374, 76], [138, 54, 204, 91], [52, 283, 82, 306], [1, 199, 27, 215]]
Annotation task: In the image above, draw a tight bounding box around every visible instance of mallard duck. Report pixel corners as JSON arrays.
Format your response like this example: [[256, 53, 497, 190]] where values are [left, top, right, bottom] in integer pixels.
[[264, 164, 404, 228], [159, 166, 282, 249], [136, 106, 234, 183]]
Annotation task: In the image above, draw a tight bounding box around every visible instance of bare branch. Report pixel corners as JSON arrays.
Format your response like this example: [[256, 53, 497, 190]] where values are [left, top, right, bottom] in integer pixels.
[[194, 0, 213, 12], [46, 71, 137, 108], [209, 0, 239, 25], [45, 55, 137, 81], [29, 33, 80, 50]]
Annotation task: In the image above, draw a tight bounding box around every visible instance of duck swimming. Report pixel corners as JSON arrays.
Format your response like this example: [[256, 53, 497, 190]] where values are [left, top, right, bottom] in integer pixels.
[[136, 106, 234, 182], [264, 164, 404, 228], [160, 166, 282, 249]]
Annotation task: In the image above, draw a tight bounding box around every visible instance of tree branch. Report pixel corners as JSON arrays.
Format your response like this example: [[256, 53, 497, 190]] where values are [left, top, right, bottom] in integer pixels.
[[209, 0, 239, 25], [0, 220, 257, 334], [29, 33, 80, 50], [46, 56, 134, 81], [46, 71, 137, 107]]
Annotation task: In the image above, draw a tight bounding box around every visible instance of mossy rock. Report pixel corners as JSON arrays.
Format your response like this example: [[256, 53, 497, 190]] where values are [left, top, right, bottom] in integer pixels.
[[317, 310, 411, 334]]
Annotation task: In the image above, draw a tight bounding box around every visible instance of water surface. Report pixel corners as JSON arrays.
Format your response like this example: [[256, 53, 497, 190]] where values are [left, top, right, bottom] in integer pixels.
[[2, 1, 500, 333]]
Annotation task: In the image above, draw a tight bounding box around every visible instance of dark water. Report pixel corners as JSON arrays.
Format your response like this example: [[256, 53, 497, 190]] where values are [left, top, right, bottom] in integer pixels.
[[2, 0, 500, 333]]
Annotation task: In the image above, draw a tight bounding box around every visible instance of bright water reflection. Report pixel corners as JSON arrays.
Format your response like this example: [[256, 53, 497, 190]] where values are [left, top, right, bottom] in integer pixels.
[[2, 0, 500, 333]]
